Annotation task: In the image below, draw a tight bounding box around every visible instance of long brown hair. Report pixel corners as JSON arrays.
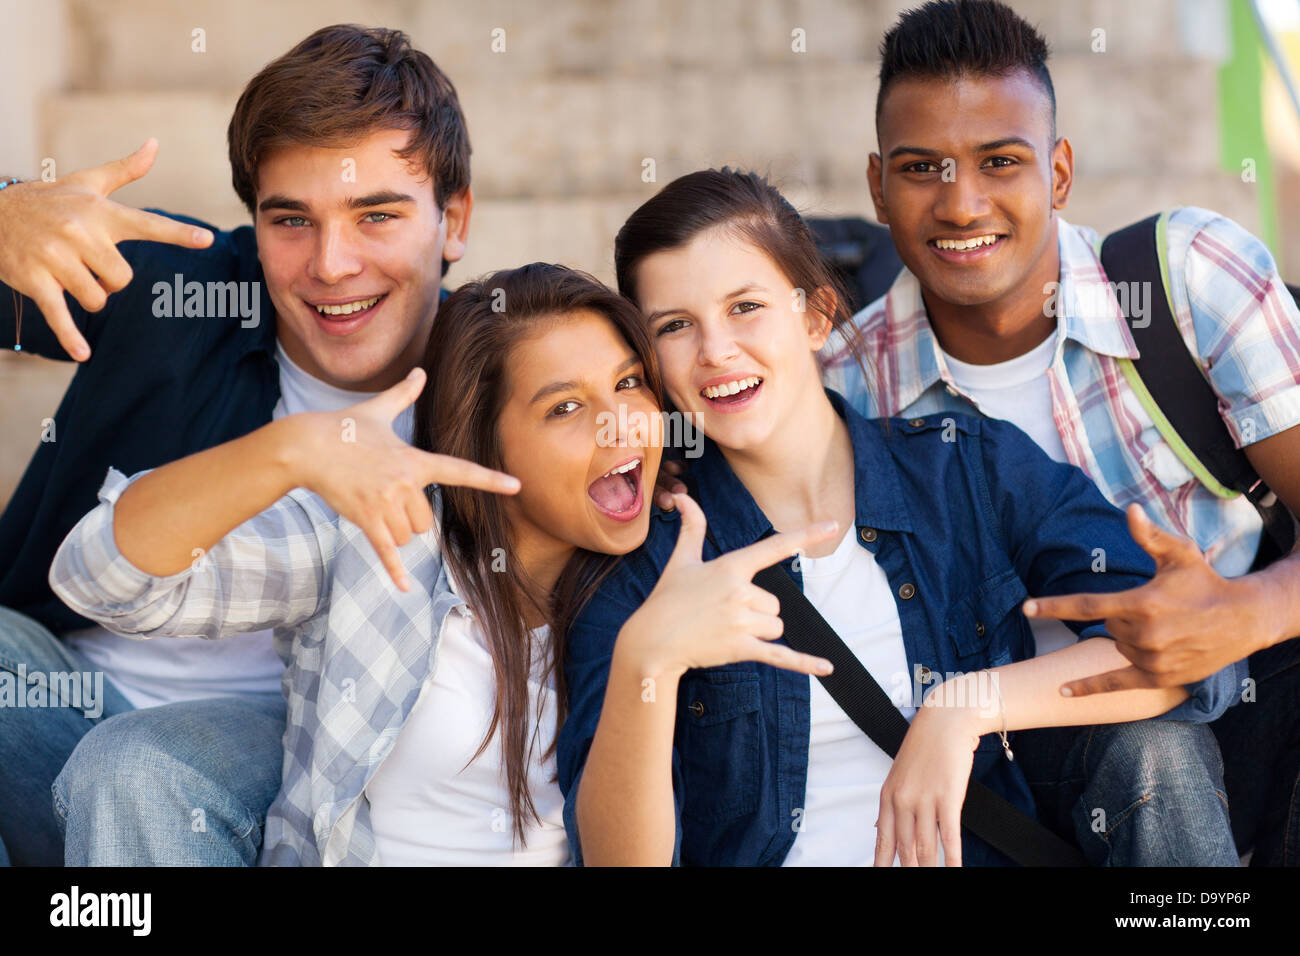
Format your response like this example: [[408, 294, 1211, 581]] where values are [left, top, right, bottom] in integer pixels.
[[414, 263, 663, 844], [613, 167, 876, 391]]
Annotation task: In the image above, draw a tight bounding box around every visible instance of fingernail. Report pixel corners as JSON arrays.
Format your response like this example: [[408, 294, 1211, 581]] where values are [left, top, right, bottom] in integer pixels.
[[817, 660, 834, 675], [1022, 599, 1037, 615], [1060, 685, 1073, 697], [73, 345, 90, 361]]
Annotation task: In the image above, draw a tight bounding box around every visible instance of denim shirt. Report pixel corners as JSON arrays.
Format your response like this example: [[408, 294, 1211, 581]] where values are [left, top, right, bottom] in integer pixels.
[[557, 390, 1242, 867]]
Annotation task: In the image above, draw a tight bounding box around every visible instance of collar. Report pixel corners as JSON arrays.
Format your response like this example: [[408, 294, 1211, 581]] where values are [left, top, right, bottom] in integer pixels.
[[685, 388, 913, 554], [872, 215, 1138, 416]]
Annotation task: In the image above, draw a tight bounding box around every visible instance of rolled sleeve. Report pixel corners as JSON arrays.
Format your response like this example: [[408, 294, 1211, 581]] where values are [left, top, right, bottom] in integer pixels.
[[49, 466, 338, 639]]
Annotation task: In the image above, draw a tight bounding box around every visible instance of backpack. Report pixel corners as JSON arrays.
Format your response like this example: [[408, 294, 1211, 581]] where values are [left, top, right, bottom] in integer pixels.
[[806, 213, 1297, 570], [1101, 213, 1297, 570]]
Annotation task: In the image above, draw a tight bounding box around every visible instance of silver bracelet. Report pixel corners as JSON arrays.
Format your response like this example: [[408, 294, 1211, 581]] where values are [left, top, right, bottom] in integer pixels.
[[991, 673, 1013, 762]]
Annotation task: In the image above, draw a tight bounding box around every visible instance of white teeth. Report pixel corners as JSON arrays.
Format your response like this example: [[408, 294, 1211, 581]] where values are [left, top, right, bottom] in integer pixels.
[[601, 459, 640, 479], [702, 375, 762, 399], [933, 235, 999, 251], [314, 295, 381, 316]]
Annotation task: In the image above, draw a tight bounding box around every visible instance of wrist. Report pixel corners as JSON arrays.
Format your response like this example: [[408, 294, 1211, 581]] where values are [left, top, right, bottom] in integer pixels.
[[1232, 569, 1291, 653], [920, 671, 996, 740], [259, 415, 316, 493], [614, 617, 687, 687]]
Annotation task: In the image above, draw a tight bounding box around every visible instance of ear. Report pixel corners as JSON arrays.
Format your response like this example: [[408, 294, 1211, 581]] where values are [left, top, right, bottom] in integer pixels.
[[1050, 137, 1073, 211], [867, 153, 889, 225], [805, 285, 838, 350], [440, 186, 473, 265]]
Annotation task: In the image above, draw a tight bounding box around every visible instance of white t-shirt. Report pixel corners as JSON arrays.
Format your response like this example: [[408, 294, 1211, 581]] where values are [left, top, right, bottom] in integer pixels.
[[65, 343, 415, 709], [365, 611, 570, 866], [782, 526, 944, 866], [940, 331, 1079, 657]]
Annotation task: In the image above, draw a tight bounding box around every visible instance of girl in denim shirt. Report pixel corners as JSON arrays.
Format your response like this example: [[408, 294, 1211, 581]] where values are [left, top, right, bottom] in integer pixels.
[[557, 170, 1243, 867]]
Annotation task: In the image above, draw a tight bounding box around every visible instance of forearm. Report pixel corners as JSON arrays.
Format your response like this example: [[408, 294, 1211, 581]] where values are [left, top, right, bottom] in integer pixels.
[[935, 637, 1189, 735], [575, 628, 681, 866], [114, 416, 303, 575]]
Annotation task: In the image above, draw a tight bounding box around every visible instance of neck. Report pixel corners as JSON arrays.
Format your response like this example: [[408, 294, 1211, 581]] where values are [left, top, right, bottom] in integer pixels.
[[721, 383, 855, 549], [511, 534, 575, 630], [923, 232, 1062, 365]]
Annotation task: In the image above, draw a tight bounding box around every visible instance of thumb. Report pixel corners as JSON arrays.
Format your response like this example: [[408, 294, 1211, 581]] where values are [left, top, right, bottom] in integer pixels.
[[1126, 503, 1194, 570], [75, 138, 160, 196], [365, 367, 426, 422], [664, 492, 707, 571]]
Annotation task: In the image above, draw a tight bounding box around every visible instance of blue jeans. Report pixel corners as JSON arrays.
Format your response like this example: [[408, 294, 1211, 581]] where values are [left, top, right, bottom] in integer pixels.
[[1014, 718, 1240, 866], [0, 604, 286, 866], [1210, 636, 1300, 866]]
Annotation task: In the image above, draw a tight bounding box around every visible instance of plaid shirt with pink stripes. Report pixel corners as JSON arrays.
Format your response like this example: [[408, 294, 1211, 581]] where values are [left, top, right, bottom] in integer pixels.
[[822, 207, 1300, 578]]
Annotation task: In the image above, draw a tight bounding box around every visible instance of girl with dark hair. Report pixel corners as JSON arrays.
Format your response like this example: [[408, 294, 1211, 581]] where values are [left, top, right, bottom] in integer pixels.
[[556, 169, 1243, 867], [49, 262, 731, 865]]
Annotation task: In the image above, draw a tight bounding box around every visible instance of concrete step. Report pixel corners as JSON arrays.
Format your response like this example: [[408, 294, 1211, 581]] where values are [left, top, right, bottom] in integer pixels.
[[64, 0, 1204, 93]]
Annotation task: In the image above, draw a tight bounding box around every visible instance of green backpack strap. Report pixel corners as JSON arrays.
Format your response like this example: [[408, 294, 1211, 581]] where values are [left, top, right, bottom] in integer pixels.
[[1098, 213, 1295, 566]]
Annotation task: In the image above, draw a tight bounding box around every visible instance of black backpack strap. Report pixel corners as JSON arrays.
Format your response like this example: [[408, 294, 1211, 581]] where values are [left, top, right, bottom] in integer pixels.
[[1100, 214, 1295, 565], [752, 562, 1087, 867]]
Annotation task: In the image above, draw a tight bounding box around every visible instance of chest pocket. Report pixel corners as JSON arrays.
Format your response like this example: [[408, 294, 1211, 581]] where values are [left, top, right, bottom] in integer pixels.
[[944, 568, 1028, 667], [676, 668, 761, 822], [1138, 428, 1197, 491]]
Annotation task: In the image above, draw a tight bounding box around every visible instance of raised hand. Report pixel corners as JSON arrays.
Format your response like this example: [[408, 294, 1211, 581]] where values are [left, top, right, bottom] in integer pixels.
[[0, 138, 215, 360], [1023, 503, 1270, 697], [621, 492, 838, 677], [287, 366, 520, 590]]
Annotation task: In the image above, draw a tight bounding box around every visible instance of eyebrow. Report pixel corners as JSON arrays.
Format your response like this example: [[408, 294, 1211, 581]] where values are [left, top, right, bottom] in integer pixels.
[[257, 190, 418, 214], [529, 354, 642, 405], [886, 137, 1037, 160], [645, 283, 769, 324]]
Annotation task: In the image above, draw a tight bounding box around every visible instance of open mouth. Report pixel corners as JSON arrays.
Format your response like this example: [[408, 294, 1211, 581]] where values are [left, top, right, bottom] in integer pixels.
[[927, 233, 1006, 263], [587, 457, 644, 522], [700, 375, 763, 412], [308, 293, 388, 335]]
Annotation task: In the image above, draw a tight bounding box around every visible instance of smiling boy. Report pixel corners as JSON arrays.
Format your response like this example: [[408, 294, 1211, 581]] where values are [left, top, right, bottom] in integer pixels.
[[0, 24, 475, 865], [826, 0, 1300, 864]]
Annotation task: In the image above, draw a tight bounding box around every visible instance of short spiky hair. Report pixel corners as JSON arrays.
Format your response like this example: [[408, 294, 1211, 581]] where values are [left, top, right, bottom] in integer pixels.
[[876, 0, 1056, 141]]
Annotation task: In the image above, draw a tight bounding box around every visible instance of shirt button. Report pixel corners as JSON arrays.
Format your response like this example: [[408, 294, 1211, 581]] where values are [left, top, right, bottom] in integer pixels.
[[898, 582, 916, 600], [859, 527, 878, 543], [688, 700, 705, 718], [908, 418, 926, 428], [975, 621, 986, 637]]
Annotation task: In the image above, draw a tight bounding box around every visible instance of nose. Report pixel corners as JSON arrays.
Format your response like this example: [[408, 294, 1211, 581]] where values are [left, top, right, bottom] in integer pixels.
[[696, 316, 740, 368], [932, 162, 992, 227], [309, 222, 364, 285]]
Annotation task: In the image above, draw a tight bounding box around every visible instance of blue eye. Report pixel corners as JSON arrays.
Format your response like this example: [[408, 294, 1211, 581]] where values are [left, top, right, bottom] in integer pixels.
[[276, 216, 308, 228], [363, 212, 395, 223]]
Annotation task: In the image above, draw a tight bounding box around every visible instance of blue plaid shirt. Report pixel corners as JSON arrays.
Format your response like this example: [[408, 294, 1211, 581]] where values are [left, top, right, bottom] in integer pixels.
[[50, 467, 467, 866]]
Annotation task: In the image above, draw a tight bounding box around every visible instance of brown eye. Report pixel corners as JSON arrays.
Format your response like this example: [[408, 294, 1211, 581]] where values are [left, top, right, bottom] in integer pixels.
[[550, 400, 580, 417]]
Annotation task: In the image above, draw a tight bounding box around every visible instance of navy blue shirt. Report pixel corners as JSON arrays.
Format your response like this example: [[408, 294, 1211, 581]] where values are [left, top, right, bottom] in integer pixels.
[[0, 213, 280, 633], [557, 391, 1242, 866]]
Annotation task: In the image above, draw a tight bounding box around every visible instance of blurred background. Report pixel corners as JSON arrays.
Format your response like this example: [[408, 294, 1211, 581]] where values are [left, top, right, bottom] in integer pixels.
[[2, 0, 1299, 509]]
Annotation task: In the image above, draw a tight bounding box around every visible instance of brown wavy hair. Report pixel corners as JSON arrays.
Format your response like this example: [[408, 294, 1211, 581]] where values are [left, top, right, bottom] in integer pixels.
[[414, 263, 663, 845], [227, 24, 471, 277]]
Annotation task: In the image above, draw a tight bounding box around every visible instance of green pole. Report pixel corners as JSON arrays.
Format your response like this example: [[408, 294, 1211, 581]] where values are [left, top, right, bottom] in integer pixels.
[[1218, 0, 1278, 255]]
